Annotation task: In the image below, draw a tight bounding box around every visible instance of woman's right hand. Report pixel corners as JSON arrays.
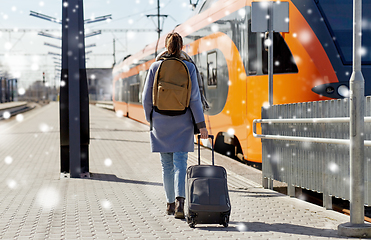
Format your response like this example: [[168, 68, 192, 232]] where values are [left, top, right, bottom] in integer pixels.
[[199, 128, 208, 139]]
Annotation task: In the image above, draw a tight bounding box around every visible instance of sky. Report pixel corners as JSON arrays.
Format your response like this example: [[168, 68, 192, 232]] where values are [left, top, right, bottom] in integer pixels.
[[0, 0, 196, 89]]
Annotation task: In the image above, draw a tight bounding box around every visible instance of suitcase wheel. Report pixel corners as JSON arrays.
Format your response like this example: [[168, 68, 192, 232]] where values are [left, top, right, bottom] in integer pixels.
[[187, 216, 196, 228], [221, 215, 229, 228]]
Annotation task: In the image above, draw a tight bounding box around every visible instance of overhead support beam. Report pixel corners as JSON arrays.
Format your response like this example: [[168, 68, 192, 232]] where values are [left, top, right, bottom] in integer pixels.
[[38, 31, 62, 40], [84, 14, 112, 24], [44, 42, 61, 49], [30, 11, 62, 24], [85, 30, 101, 38]]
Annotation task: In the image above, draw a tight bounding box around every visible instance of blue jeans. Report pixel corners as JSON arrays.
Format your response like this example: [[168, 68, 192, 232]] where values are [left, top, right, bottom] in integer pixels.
[[160, 152, 188, 203]]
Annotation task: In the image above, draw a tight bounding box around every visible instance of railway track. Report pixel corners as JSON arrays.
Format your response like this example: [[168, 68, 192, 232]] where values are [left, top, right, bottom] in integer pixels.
[[0, 102, 35, 120]]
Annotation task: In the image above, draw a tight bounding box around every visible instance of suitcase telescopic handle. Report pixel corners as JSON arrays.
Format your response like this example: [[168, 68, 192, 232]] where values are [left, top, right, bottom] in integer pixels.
[[197, 134, 214, 165]]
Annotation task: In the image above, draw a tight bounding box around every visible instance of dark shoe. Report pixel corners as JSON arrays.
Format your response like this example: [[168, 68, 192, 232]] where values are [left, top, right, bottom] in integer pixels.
[[166, 202, 175, 215], [174, 197, 185, 219]]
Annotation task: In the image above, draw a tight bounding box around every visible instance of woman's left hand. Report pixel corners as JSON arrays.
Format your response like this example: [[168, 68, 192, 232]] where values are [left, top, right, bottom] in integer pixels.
[[199, 128, 208, 139]]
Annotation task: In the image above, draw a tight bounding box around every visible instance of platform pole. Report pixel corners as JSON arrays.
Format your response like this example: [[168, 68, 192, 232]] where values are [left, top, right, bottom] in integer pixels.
[[267, 2, 274, 106], [60, 0, 89, 178], [338, 0, 371, 237]]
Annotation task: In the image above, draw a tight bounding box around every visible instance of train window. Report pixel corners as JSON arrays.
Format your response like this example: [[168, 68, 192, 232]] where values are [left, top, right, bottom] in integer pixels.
[[248, 20, 263, 75], [316, 0, 371, 64], [129, 83, 140, 103], [114, 79, 121, 102], [248, 20, 298, 75], [207, 51, 217, 87], [262, 32, 298, 74], [138, 70, 148, 103]]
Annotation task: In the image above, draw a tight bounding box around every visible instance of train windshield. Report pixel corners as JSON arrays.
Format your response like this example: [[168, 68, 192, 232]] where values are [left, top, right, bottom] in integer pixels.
[[316, 0, 371, 64]]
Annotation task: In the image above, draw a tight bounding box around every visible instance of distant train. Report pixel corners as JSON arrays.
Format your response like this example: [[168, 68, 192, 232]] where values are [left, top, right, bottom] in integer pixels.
[[112, 0, 371, 164]]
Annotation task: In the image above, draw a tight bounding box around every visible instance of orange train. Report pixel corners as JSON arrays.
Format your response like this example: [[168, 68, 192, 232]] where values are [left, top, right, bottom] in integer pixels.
[[112, 0, 371, 164]]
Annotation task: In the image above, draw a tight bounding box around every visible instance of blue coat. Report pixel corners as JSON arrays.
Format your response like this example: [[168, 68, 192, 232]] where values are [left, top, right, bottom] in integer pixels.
[[142, 60, 205, 153]]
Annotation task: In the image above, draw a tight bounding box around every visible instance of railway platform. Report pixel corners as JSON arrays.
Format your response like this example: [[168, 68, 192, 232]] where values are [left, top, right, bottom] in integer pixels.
[[0, 102, 357, 239]]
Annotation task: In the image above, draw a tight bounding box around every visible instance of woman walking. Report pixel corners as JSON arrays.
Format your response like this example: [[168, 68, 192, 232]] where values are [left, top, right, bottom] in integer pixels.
[[142, 32, 208, 219]]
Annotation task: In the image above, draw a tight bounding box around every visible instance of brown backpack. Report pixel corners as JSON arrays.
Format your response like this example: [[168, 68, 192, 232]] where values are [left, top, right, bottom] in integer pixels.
[[152, 57, 192, 116]]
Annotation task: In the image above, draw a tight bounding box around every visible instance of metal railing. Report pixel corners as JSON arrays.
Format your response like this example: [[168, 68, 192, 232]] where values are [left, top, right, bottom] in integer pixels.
[[252, 98, 371, 207], [253, 117, 371, 146]]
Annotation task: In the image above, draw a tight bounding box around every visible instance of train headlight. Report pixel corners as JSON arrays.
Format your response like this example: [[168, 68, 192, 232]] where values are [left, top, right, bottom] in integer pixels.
[[337, 85, 349, 97]]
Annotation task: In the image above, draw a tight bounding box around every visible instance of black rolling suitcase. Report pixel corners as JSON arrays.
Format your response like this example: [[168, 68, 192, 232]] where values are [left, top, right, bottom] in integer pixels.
[[185, 135, 231, 228]]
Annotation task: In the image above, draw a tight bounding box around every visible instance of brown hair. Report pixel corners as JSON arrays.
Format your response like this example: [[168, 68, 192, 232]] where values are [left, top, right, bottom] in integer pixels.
[[165, 32, 183, 57]]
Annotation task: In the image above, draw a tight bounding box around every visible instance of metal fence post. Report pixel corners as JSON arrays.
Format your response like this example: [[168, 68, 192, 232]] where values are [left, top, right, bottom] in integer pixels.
[[338, 0, 371, 237]]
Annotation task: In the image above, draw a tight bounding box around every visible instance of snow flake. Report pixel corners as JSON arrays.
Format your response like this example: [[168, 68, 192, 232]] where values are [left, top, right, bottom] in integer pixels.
[[328, 162, 339, 173], [36, 187, 60, 210], [227, 128, 235, 136], [260, 1, 269, 9], [7, 179, 17, 189], [302, 141, 312, 149], [101, 199, 112, 209], [270, 153, 280, 163], [238, 9, 246, 18], [39, 123, 50, 133], [31, 63, 39, 71], [4, 42, 12, 50], [127, 31, 136, 39], [338, 85, 349, 97], [264, 38, 272, 47], [236, 223, 248, 231], [359, 47, 367, 57], [104, 158, 112, 167], [262, 102, 270, 109], [4, 156, 13, 165], [39, 1, 45, 7], [16, 114, 24, 122], [60, 80, 66, 87], [11, 6, 17, 12], [211, 24, 219, 32], [3, 111, 11, 119], [298, 30, 312, 44]]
